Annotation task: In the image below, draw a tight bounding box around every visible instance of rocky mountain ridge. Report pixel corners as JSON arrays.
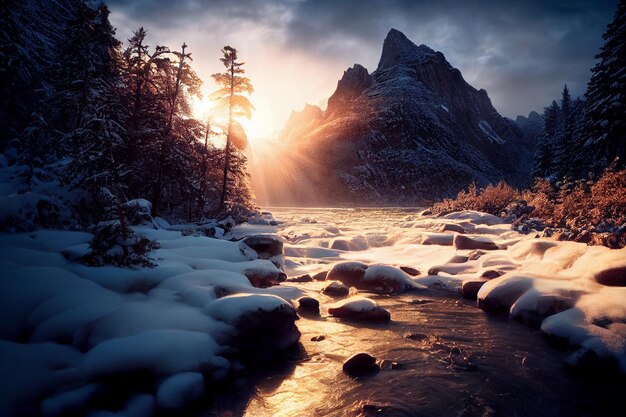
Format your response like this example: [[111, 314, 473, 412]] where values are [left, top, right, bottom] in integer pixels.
[[265, 29, 536, 206]]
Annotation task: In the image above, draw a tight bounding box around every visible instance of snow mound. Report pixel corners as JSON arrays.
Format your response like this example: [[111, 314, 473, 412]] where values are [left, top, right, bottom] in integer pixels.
[[156, 372, 205, 410], [82, 329, 228, 377], [205, 294, 294, 324], [442, 210, 504, 225]]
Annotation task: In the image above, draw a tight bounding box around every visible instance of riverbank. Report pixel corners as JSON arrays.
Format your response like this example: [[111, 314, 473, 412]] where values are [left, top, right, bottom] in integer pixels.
[[1, 207, 625, 416]]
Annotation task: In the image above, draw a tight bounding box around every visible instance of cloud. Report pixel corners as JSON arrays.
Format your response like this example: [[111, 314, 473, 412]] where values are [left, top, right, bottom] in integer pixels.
[[108, 0, 618, 117]]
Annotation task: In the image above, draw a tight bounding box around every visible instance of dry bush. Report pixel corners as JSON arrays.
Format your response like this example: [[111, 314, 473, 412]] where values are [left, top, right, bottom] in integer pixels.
[[524, 178, 556, 220], [474, 182, 521, 215], [432, 181, 520, 216], [430, 169, 626, 248], [588, 170, 626, 226]]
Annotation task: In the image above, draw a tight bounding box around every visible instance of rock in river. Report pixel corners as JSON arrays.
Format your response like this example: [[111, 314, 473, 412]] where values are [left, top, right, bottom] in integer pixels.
[[454, 234, 499, 251], [326, 261, 368, 286], [328, 297, 391, 322], [461, 279, 487, 300], [297, 297, 320, 315], [343, 353, 379, 377], [322, 281, 350, 297]]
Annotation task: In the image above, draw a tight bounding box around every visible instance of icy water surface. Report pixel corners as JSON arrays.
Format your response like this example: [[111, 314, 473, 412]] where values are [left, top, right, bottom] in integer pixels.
[[206, 208, 624, 417]]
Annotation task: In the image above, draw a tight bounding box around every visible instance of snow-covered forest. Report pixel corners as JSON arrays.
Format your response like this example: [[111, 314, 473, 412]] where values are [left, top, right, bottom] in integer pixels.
[[1, 0, 256, 236], [1, 0, 625, 416]]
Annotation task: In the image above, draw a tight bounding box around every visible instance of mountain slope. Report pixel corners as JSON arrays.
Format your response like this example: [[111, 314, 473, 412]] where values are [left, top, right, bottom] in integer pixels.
[[261, 29, 535, 206]]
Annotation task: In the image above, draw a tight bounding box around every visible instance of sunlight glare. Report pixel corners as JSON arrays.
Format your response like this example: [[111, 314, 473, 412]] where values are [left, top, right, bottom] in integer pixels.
[[193, 93, 274, 145]]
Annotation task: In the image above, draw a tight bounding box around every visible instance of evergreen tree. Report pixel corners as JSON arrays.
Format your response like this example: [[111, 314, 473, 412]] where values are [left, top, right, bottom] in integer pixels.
[[54, 2, 129, 211], [584, 0, 626, 170], [552, 85, 576, 177], [568, 98, 588, 178], [151, 42, 202, 214], [210, 46, 254, 213], [532, 100, 559, 178]]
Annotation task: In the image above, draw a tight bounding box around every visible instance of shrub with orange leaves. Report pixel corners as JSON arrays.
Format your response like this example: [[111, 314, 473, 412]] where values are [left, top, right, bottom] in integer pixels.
[[430, 169, 626, 248]]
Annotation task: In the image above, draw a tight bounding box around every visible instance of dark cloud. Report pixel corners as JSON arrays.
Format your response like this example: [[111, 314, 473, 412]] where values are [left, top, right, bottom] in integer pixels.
[[108, 0, 618, 116]]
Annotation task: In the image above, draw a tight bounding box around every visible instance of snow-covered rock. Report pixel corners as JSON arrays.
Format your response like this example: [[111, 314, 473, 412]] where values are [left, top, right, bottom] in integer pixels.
[[206, 294, 301, 363], [322, 280, 350, 297], [362, 264, 422, 294], [477, 275, 534, 312], [326, 261, 368, 286], [327, 297, 391, 322]]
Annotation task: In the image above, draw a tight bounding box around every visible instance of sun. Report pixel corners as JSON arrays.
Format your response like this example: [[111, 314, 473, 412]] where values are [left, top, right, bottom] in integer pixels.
[[192, 95, 273, 145], [192, 96, 213, 122]]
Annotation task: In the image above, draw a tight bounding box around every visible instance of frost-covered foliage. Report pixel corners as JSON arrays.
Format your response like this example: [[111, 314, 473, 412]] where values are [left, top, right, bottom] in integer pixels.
[[79, 221, 159, 267]]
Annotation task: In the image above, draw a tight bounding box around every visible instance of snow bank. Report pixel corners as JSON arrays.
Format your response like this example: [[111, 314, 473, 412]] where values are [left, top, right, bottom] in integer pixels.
[[82, 329, 228, 378], [0, 222, 304, 416], [156, 372, 205, 410]]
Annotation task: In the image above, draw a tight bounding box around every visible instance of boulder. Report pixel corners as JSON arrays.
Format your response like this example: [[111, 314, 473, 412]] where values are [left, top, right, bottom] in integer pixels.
[[510, 289, 578, 327], [243, 269, 287, 288], [156, 372, 205, 410], [594, 266, 626, 287], [330, 239, 351, 251], [461, 279, 487, 299], [327, 297, 391, 322], [343, 353, 379, 377], [467, 250, 487, 261], [480, 269, 505, 279], [446, 255, 469, 264], [454, 234, 499, 251], [287, 274, 313, 283], [362, 265, 419, 294], [241, 235, 283, 258], [297, 297, 320, 316], [326, 261, 368, 286], [206, 294, 301, 364], [477, 276, 534, 312], [312, 271, 328, 281], [322, 281, 349, 297], [441, 223, 467, 234], [399, 266, 420, 276]]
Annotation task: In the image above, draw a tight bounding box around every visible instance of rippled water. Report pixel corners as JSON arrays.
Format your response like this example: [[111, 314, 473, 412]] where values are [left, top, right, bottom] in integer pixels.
[[204, 208, 624, 417]]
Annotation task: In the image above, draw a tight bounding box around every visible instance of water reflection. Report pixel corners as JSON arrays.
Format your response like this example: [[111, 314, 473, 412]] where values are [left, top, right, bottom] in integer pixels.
[[205, 292, 624, 417]]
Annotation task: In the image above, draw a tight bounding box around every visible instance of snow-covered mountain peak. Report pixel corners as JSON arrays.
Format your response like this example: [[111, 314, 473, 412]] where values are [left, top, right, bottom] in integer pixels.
[[377, 28, 438, 71]]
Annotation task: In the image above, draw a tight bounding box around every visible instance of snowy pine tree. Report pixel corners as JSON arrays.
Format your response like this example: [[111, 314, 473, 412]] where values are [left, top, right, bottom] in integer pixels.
[[583, 0, 626, 171], [211, 46, 255, 214], [532, 101, 559, 178], [55, 2, 129, 218], [551, 85, 576, 177]]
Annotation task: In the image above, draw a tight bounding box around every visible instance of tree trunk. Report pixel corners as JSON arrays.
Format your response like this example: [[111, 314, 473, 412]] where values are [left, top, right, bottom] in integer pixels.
[[218, 61, 235, 214]]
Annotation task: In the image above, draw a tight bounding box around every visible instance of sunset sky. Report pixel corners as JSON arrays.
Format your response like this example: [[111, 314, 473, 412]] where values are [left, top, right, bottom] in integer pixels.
[[108, 0, 617, 139]]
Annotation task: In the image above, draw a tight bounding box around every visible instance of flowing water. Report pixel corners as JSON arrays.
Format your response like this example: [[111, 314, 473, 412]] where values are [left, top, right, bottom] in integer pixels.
[[205, 208, 624, 417]]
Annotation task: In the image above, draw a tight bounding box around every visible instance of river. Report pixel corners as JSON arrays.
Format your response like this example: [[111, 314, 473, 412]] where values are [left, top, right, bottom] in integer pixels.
[[204, 208, 624, 417]]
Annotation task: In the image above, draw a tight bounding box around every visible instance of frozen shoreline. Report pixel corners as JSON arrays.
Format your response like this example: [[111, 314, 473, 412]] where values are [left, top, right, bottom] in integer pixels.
[[1, 208, 625, 415]]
